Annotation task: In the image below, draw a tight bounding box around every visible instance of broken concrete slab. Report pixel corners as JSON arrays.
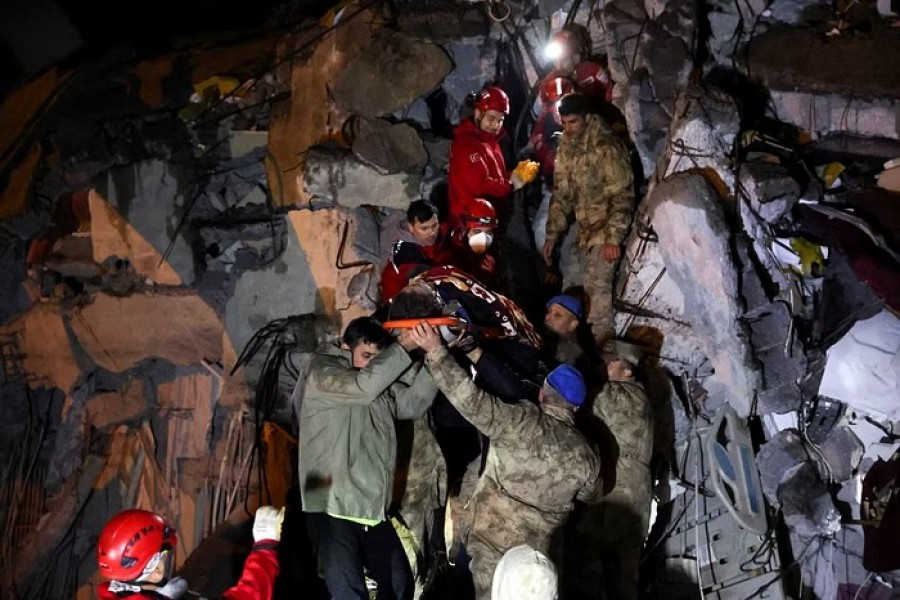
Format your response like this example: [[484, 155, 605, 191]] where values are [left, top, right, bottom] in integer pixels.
[[647, 172, 760, 415], [332, 30, 452, 118], [749, 28, 900, 100], [769, 90, 900, 140], [69, 292, 223, 372], [438, 37, 499, 123], [757, 429, 842, 537], [657, 86, 740, 189], [224, 209, 369, 355], [601, 0, 649, 95], [302, 146, 422, 209], [88, 189, 184, 285], [351, 118, 428, 175], [93, 159, 196, 285], [0, 303, 81, 392], [819, 425, 864, 483], [819, 308, 900, 420], [86, 379, 146, 428]]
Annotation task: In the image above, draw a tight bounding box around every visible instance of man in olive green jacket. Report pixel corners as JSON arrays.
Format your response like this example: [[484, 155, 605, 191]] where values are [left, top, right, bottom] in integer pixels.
[[298, 317, 438, 600], [542, 93, 635, 347]]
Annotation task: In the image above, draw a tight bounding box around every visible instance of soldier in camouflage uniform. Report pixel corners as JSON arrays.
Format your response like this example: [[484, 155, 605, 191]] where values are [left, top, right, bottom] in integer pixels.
[[408, 322, 602, 600], [542, 93, 635, 347], [574, 340, 653, 600]]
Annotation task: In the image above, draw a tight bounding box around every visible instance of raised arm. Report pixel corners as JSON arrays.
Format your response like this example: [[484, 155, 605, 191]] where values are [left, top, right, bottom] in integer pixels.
[[309, 343, 412, 405]]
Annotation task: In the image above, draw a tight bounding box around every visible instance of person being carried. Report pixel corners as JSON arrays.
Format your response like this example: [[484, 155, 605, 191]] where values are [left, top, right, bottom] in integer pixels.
[[409, 321, 602, 600], [97, 506, 284, 599], [298, 316, 438, 600], [542, 92, 636, 348]]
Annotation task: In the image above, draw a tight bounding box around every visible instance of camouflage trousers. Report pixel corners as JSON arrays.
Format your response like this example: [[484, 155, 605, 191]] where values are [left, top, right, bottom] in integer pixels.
[[571, 481, 651, 600], [560, 238, 619, 345], [467, 533, 505, 600]]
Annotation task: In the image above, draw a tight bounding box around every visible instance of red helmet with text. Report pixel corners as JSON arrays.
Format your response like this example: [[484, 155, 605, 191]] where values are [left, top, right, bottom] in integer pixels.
[[97, 510, 177, 582], [460, 198, 498, 229], [475, 86, 510, 115], [540, 76, 575, 105]]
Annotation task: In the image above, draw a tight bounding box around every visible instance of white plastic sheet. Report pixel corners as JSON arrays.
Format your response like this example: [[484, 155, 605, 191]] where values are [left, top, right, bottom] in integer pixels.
[[819, 309, 900, 420]]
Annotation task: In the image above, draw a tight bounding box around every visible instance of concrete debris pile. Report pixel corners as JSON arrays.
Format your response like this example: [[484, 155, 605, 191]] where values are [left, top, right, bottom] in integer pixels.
[[1, 0, 900, 597]]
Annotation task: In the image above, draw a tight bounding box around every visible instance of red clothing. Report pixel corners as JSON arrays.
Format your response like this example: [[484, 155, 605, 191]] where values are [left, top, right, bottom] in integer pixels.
[[98, 542, 279, 600], [572, 61, 613, 104], [444, 228, 498, 287], [380, 225, 454, 302], [448, 118, 511, 227], [529, 109, 563, 184]]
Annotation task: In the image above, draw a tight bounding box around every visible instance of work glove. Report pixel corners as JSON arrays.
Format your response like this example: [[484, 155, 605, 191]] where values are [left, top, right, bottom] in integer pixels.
[[511, 160, 540, 190], [252, 506, 285, 542]]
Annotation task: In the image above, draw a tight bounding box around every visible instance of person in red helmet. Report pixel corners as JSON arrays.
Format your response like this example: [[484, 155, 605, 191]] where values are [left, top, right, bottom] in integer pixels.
[[448, 86, 538, 228], [530, 76, 575, 185], [97, 506, 283, 599], [447, 198, 501, 286], [543, 28, 613, 106]]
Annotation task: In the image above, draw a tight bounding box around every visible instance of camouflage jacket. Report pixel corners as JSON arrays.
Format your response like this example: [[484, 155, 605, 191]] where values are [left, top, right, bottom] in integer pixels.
[[425, 346, 602, 553], [593, 380, 653, 494], [546, 114, 635, 252], [298, 342, 437, 522]]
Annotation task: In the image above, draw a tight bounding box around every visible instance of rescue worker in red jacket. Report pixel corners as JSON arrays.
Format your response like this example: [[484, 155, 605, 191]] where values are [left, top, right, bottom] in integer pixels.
[[529, 76, 575, 186], [446, 198, 501, 286], [97, 506, 283, 599], [543, 29, 613, 106], [380, 200, 453, 303], [448, 86, 538, 228]]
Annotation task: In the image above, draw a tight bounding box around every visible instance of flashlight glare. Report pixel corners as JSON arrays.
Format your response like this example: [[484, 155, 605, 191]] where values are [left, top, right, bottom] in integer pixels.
[[544, 40, 564, 61]]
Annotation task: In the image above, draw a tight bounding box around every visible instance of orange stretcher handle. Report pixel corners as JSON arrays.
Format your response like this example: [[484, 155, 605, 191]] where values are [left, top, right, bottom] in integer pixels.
[[382, 317, 461, 330]]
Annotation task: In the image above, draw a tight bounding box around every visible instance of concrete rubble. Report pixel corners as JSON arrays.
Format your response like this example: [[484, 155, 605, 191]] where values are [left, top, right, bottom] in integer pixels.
[[1, 0, 900, 597]]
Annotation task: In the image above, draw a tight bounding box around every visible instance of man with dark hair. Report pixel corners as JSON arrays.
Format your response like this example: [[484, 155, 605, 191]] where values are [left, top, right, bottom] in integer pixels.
[[542, 92, 635, 348], [409, 322, 602, 600], [298, 316, 438, 600], [381, 201, 452, 303]]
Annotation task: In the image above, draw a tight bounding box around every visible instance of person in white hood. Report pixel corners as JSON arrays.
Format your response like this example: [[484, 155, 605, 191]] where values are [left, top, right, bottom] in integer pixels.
[[491, 544, 559, 600]]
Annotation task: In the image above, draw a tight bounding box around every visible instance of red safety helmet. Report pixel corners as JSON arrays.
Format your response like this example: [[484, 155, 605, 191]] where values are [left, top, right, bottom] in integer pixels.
[[475, 87, 510, 115], [540, 76, 575, 105], [460, 198, 498, 229], [97, 510, 177, 582]]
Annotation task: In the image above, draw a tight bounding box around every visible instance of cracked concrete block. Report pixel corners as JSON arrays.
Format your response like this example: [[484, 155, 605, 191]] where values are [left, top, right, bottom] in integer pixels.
[[302, 147, 423, 210], [757, 428, 842, 537], [224, 209, 368, 355], [86, 380, 146, 428], [819, 425, 864, 483], [768, 91, 900, 140], [647, 172, 760, 415], [70, 292, 223, 372], [658, 86, 740, 191], [601, 0, 649, 87], [333, 31, 452, 118], [439, 37, 499, 124], [93, 159, 196, 285], [351, 118, 428, 175]]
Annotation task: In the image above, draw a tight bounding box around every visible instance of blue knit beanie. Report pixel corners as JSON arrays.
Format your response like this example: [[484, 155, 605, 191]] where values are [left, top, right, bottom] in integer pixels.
[[546, 295, 583, 320], [546, 364, 586, 407]]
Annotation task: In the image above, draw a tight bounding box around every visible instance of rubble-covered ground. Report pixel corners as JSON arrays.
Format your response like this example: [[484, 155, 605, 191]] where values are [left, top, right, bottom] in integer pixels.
[[1, 0, 899, 598]]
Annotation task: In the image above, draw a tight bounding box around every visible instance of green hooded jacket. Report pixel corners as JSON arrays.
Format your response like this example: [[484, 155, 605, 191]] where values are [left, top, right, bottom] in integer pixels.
[[298, 342, 437, 522]]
